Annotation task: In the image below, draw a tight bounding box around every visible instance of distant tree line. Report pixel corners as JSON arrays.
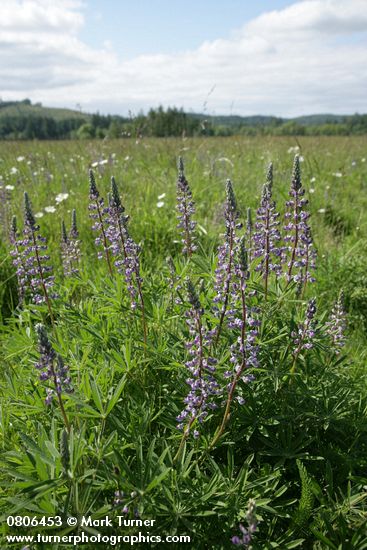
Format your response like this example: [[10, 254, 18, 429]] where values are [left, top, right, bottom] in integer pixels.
[[1, 100, 367, 139]]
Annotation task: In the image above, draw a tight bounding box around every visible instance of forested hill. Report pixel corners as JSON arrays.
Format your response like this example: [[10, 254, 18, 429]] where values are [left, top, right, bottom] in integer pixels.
[[1, 99, 366, 139]]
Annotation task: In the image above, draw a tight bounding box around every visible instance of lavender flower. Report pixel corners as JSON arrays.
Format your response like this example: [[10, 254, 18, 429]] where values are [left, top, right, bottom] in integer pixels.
[[113, 490, 129, 514], [103, 176, 147, 342], [70, 208, 79, 239], [253, 163, 282, 296], [176, 278, 219, 438], [291, 299, 317, 373], [88, 169, 113, 275], [210, 239, 260, 448], [231, 499, 258, 547], [60, 211, 81, 277], [35, 324, 73, 409], [225, 239, 260, 396], [326, 291, 346, 354], [10, 193, 56, 312], [106, 177, 144, 313], [176, 157, 197, 257], [283, 156, 316, 288], [105, 176, 129, 258], [214, 179, 242, 342]]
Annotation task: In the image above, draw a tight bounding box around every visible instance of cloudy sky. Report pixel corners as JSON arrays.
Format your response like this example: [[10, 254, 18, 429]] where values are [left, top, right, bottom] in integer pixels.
[[1, 0, 366, 117]]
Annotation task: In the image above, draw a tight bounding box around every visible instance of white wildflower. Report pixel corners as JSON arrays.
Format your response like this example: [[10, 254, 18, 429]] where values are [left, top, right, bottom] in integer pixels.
[[55, 193, 69, 203], [158, 193, 166, 200], [157, 201, 165, 208], [44, 206, 56, 213]]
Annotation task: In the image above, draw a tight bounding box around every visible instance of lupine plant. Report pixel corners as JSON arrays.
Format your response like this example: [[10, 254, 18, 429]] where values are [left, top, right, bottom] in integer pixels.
[[290, 298, 317, 374], [176, 278, 219, 445], [326, 290, 346, 354], [211, 238, 260, 447], [10, 192, 56, 321], [284, 155, 316, 291], [60, 209, 81, 277], [176, 157, 197, 257], [214, 179, 242, 342], [88, 169, 113, 276], [253, 163, 282, 298], [231, 499, 258, 547], [105, 176, 147, 343], [34, 323, 71, 431]]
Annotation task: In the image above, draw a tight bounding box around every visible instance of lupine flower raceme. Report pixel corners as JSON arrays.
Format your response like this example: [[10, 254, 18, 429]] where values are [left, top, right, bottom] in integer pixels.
[[290, 298, 317, 374], [210, 239, 260, 448], [326, 291, 346, 354], [214, 179, 242, 342], [105, 177, 146, 321], [253, 163, 282, 297], [176, 157, 197, 257], [104, 176, 147, 343], [60, 209, 81, 277], [176, 278, 219, 439], [88, 169, 113, 275], [284, 155, 316, 290], [225, 238, 260, 400], [10, 193, 56, 317], [35, 323, 72, 430], [231, 499, 258, 547]]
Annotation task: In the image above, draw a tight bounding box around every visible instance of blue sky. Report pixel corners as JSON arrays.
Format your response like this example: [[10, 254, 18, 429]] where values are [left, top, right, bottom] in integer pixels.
[[1, 0, 366, 116], [81, 0, 296, 60]]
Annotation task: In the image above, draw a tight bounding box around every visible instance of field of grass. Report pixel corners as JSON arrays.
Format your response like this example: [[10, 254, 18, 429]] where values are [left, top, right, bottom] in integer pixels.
[[0, 136, 366, 549]]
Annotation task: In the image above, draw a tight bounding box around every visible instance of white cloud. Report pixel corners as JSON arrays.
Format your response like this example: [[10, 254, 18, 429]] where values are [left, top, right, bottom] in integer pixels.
[[1, 0, 367, 116]]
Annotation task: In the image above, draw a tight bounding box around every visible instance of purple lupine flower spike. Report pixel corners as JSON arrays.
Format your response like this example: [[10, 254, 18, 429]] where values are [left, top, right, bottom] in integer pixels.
[[10, 193, 56, 316], [88, 169, 113, 276], [176, 157, 197, 257], [105, 176, 147, 343], [326, 291, 346, 354], [210, 238, 260, 448], [70, 209, 79, 239], [214, 179, 242, 343], [106, 177, 143, 310], [105, 175, 129, 260], [291, 298, 317, 373], [253, 163, 282, 298], [176, 278, 219, 438], [61, 212, 81, 277], [231, 499, 258, 547], [284, 156, 316, 289], [35, 324, 71, 430], [35, 324, 73, 400]]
